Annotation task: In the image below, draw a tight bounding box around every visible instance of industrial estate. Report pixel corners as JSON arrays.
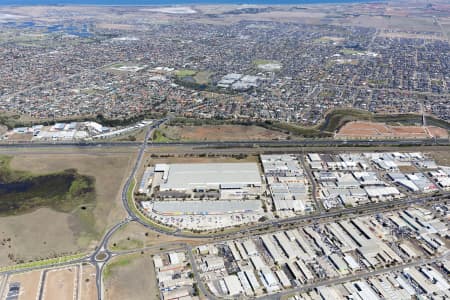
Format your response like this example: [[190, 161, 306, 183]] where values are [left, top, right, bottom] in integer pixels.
[[0, 0, 449, 300], [147, 152, 450, 299], [137, 152, 448, 229]]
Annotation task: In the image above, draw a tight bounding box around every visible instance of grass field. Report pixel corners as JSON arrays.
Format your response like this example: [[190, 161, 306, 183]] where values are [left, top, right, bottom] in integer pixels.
[[340, 48, 364, 55], [174, 69, 197, 77], [103, 253, 159, 300], [108, 222, 208, 252], [153, 124, 290, 142], [0, 253, 86, 272], [0, 148, 136, 266]]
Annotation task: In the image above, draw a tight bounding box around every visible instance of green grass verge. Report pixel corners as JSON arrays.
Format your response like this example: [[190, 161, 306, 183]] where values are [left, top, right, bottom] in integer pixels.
[[152, 129, 176, 142], [175, 69, 197, 77], [0, 253, 87, 273], [103, 254, 136, 279], [341, 48, 363, 55], [126, 178, 176, 234], [253, 59, 279, 65]]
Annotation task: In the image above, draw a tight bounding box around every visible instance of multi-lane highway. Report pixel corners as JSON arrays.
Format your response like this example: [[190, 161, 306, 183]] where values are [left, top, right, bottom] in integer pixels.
[[0, 137, 448, 149], [0, 120, 449, 300]]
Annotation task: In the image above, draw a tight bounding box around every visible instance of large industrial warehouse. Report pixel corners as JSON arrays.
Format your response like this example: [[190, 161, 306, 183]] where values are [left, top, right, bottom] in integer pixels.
[[156, 162, 262, 192]]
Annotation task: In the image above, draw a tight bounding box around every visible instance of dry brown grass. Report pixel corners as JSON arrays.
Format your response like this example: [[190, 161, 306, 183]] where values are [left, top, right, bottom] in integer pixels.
[[108, 222, 209, 251], [161, 125, 289, 142], [10, 151, 135, 234], [43, 267, 77, 300], [336, 121, 448, 139], [0, 149, 136, 265], [398, 165, 419, 173], [6, 270, 42, 300], [145, 154, 258, 165], [104, 253, 159, 300], [429, 150, 450, 166], [0, 208, 78, 266], [80, 263, 98, 300]]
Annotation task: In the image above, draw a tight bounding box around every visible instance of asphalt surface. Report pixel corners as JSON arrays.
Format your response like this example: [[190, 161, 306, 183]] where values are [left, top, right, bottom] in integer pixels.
[[259, 252, 450, 300], [0, 137, 448, 149], [0, 123, 449, 300], [126, 192, 449, 240], [90, 119, 166, 300]]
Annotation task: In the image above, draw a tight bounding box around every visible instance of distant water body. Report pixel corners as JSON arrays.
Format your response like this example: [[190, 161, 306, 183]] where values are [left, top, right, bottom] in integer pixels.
[[1, 0, 380, 6]]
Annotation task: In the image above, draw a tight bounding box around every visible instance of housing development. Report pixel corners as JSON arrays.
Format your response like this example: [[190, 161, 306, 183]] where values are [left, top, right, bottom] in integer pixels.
[[0, 1, 449, 129], [0, 1, 449, 300]]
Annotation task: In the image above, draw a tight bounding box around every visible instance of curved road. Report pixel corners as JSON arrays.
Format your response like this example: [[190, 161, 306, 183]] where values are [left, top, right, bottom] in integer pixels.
[[90, 119, 166, 300], [1, 121, 448, 300]]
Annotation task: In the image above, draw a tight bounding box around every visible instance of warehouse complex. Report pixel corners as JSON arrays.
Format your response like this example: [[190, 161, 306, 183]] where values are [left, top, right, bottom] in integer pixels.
[[156, 163, 262, 192], [187, 204, 449, 299], [138, 151, 449, 230], [139, 161, 265, 229]]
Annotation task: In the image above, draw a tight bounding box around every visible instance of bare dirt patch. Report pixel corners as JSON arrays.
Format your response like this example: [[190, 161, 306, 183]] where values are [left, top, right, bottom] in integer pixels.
[[80, 263, 97, 300], [104, 253, 159, 300], [43, 267, 77, 300], [429, 150, 450, 166], [379, 31, 446, 41], [7, 269, 42, 300], [336, 121, 448, 139], [161, 125, 289, 142], [145, 155, 258, 165]]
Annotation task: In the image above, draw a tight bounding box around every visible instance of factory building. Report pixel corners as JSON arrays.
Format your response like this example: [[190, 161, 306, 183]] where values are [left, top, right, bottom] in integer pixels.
[[156, 163, 261, 192]]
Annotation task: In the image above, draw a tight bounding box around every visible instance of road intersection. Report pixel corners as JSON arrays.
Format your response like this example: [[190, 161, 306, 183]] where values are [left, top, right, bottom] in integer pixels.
[[0, 121, 448, 300]]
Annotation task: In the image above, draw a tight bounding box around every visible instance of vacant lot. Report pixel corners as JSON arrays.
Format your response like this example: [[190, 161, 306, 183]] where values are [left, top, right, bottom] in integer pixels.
[[155, 125, 289, 142], [6, 269, 42, 300], [0, 148, 135, 265], [43, 267, 77, 300], [429, 149, 450, 166], [336, 121, 448, 139], [104, 253, 158, 300], [80, 263, 97, 300], [0, 208, 79, 266]]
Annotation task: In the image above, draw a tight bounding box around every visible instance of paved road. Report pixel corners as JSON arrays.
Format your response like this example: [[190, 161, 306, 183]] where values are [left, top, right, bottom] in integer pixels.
[[90, 119, 166, 300], [259, 251, 450, 300], [186, 245, 218, 300], [0, 137, 448, 149], [299, 154, 323, 212], [127, 192, 449, 240], [0, 124, 448, 300]]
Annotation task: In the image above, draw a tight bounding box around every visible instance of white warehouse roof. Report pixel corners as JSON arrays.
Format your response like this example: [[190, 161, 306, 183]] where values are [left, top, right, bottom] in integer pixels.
[[160, 163, 261, 191]]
